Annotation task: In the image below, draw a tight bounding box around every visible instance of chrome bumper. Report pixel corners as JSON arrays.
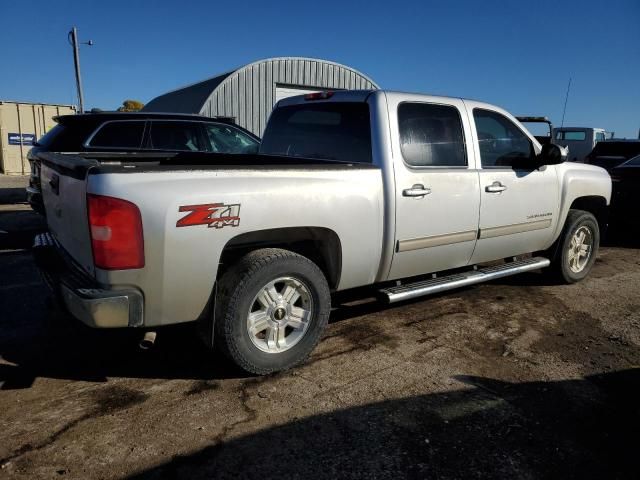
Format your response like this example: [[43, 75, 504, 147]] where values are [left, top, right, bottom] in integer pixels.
[[33, 232, 144, 328]]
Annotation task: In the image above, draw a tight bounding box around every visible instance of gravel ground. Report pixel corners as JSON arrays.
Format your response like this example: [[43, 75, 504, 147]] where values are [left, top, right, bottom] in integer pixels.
[[0, 183, 638, 479]]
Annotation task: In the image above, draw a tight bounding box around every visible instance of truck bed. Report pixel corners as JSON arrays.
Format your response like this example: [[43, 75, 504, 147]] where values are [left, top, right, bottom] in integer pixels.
[[38, 149, 385, 327]]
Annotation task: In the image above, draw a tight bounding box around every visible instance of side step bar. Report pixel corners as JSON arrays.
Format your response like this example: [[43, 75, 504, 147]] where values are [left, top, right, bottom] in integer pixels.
[[380, 257, 551, 304]]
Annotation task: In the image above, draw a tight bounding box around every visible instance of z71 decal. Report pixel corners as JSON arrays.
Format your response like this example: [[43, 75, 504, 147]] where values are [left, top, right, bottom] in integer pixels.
[[176, 203, 241, 229]]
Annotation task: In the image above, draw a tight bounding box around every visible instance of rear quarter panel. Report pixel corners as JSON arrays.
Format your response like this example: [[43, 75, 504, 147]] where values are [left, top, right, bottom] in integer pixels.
[[87, 167, 384, 327]]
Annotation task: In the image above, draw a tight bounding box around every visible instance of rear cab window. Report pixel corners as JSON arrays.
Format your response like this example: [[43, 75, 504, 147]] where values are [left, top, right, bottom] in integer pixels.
[[556, 130, 587, 141], [87, 121, 146, 149], [260, 102, 372, 163]]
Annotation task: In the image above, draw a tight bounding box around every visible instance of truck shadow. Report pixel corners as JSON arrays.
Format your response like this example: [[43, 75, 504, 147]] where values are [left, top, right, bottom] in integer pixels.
[[0, 277, 447, 389], [0, 187, 27, 204], [0, 248, 246, 389], [125, 368, 640, 479], [0, 246, 492, 388], [602, 224, 640, 249], [0, 245, 632, 389], [0, 209, 46, 250]]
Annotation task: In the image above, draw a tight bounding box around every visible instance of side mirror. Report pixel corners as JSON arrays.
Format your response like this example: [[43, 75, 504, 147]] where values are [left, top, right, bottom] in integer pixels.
[[540, 143, 567, 165]]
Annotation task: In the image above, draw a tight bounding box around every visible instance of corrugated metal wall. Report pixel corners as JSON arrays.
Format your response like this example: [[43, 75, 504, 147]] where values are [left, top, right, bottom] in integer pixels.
[[200, 58, 378, 136], [0, 102, 76, 175]]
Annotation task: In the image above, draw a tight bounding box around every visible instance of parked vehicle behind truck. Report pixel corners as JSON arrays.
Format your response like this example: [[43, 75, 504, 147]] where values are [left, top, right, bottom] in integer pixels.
[[553, 127, 607, 162], [516, 116, 554, 145], [585, 139, 640, 172], [26, 112, 260, 214], [34, 90, 611, 375]]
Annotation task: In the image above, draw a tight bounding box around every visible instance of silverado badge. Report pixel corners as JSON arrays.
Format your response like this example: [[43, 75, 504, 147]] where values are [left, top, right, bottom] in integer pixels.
[[176, 203, 241, 229]]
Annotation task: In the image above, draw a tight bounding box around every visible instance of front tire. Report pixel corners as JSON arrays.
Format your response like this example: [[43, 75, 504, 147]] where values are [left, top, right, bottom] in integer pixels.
[[214, 248, 330, 375], [549, 209, 600, 283]]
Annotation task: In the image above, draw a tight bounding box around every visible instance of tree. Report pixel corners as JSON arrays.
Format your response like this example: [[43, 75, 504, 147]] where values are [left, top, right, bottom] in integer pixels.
[[117, 99, 145, 112]]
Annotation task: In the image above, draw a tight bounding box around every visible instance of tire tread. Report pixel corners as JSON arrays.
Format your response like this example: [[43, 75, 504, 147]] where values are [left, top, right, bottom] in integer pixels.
[[214, 248, 330, 375]]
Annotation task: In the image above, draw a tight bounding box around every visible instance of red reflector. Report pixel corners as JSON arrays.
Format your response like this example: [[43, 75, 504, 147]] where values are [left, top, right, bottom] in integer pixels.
[[87, 194, 144, 270], [304, 91, 334, 101]]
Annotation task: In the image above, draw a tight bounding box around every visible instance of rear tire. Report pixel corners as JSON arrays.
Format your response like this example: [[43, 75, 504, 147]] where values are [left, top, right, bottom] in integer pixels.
[[548, 209, 599, 284], [214, 248, 330, 375]]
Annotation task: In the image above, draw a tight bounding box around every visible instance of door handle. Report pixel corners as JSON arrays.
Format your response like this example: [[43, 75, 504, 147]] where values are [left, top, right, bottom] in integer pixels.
[[485, 181, 507, 193], [403, 184, 431, 197]]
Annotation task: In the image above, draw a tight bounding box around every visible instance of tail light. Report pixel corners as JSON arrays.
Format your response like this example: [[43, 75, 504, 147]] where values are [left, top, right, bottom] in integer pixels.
[[87, 194, 144, 270]]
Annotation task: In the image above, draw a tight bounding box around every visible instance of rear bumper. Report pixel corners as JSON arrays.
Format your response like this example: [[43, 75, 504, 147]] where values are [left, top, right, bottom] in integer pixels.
[[33, 233, 144, 328], [26, 185, 45, 215]]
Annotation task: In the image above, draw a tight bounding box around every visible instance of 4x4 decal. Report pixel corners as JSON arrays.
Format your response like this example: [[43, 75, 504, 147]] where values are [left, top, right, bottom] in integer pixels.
[[176, 203, 241, 229]]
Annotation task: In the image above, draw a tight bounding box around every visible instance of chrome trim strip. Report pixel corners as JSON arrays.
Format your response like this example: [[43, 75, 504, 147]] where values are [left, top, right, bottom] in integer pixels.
[[479, 219, 552, 239], [383, 257, 550, 303], [397, 230, 477, 252]]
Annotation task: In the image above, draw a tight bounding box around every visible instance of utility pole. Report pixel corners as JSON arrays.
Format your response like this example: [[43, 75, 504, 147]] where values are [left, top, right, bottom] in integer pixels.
[[68, 27, 93, 113], [560, 77, 572, 128]]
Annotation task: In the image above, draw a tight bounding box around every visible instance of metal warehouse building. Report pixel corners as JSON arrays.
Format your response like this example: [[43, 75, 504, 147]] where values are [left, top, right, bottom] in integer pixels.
[[0, 101, 76, 175], [142, 57, 379, 136]]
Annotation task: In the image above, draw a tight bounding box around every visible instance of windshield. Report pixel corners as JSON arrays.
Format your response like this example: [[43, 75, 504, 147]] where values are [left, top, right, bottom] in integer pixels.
[[205, 124, 258, 154], [260, 102, 372, 163]]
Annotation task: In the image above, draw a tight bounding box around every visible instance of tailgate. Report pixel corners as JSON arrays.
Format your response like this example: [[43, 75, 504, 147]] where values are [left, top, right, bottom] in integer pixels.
[[40, 154, 96, 276]]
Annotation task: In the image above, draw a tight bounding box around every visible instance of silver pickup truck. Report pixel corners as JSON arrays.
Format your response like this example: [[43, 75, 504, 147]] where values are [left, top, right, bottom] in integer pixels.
[[34, 90, 611, 374]]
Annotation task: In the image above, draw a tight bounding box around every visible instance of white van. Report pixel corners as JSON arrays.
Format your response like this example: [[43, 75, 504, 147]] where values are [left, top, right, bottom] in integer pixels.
[[553, 127, 606, 162]]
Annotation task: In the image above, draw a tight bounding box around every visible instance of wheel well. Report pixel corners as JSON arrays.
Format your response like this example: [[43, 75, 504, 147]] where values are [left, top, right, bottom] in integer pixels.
[[569, 196, 609, 231], [218, 227, 342, 289]]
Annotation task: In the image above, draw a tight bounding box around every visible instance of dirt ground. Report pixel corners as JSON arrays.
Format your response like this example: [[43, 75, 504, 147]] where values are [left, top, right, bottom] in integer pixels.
[[0, 177, 638, 479]]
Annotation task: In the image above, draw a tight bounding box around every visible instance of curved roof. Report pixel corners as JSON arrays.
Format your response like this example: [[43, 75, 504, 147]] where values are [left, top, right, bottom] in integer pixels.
[[142, 71, 234, 114], [143, 57, 379, 135]]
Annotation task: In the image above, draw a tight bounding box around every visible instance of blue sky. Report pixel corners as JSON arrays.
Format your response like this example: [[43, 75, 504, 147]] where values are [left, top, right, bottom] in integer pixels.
[[1, 0, 638, 138]]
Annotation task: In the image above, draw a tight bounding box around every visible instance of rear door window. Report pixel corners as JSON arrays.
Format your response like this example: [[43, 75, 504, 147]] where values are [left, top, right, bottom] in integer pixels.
[[260, 102, 372, 163], [149, 121, 204, 151], [398, 102, 467, 167], [87, 121, 145, 149]]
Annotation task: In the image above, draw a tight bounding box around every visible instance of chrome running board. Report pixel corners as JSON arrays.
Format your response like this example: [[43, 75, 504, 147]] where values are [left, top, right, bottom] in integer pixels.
[[380, 257, 550, 304]]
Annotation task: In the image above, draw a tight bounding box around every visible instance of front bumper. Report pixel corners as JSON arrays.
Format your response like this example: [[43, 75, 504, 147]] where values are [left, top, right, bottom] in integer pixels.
[[33, 233, 144, 328]]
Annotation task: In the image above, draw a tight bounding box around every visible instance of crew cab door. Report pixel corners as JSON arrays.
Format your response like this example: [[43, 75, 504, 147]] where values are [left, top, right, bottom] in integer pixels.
[[387, 96, 480, 279], [465, 102, 560, 264]]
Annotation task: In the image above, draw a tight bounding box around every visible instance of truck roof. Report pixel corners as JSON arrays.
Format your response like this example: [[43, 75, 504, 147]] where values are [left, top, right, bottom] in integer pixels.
[[276, 89, 513, 114], [277, 89, 475, 104]]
